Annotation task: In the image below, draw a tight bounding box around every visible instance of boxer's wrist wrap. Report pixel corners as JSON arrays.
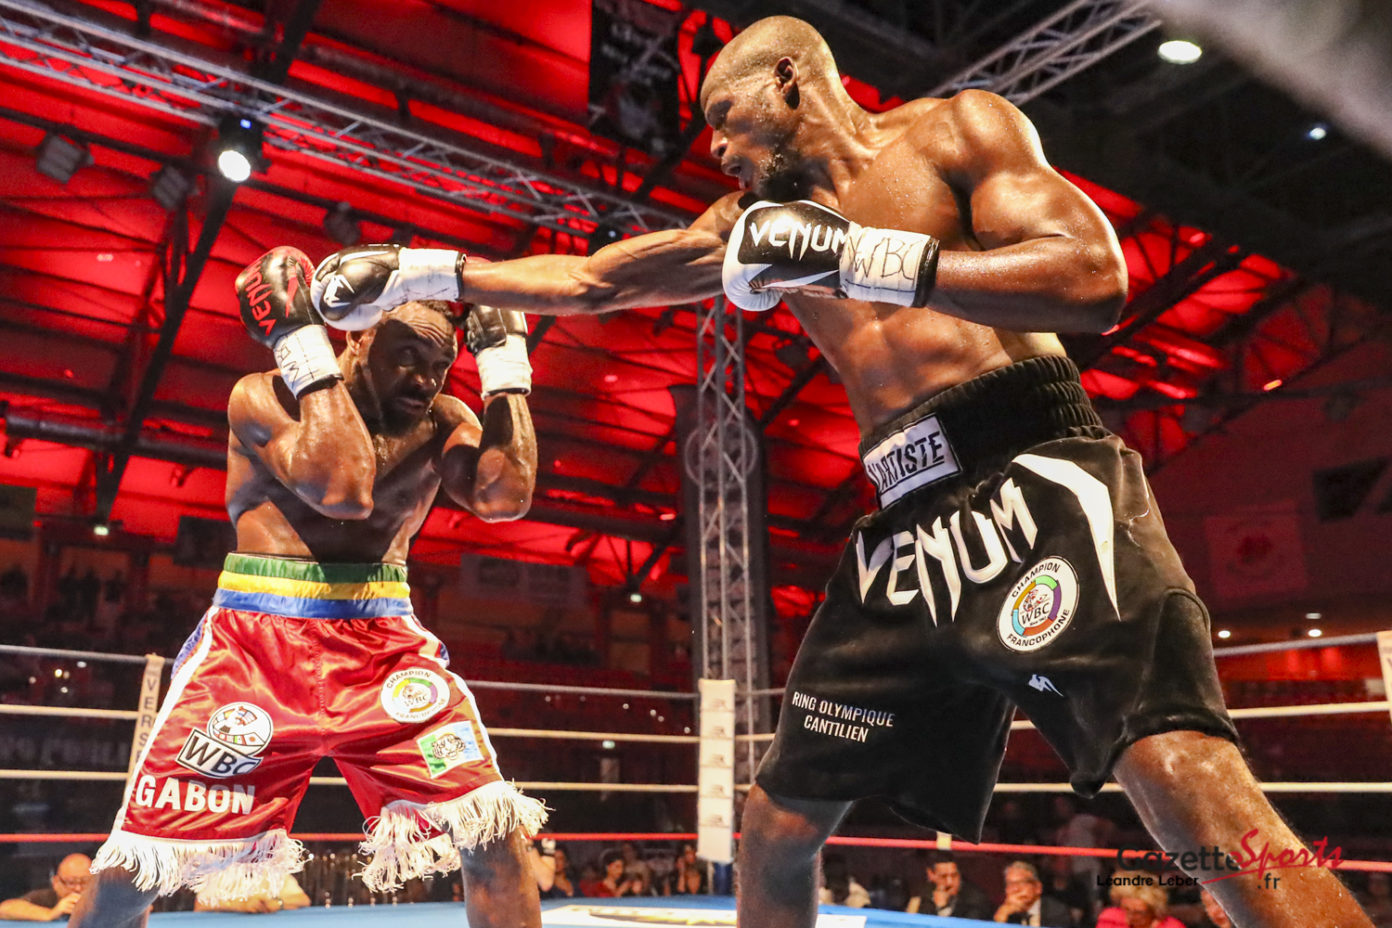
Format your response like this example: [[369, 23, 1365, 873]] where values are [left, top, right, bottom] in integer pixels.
[[396, 248, 465, 301], [475, 333, 531, 397], [840, 225, 940, 307], [273, 326, 342, 398]]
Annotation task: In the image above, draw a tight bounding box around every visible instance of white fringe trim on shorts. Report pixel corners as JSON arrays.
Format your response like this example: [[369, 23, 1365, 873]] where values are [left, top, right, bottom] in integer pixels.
[[91, 827, 307, 902], [358, 780, 548, 893]]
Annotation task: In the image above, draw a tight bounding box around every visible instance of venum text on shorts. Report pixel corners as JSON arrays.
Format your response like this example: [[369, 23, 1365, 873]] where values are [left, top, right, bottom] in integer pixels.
[[791, 691, 894, 743]]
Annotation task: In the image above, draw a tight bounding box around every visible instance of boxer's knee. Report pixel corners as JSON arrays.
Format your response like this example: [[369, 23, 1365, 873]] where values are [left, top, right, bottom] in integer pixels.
[[740, 785, 846, 867]]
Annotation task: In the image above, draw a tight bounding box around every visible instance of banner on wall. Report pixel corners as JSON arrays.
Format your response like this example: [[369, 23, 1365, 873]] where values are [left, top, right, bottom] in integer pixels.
[[588, 0, 682, 154], [1203, 502, 1308, 603], [458, 553, 589, 607]]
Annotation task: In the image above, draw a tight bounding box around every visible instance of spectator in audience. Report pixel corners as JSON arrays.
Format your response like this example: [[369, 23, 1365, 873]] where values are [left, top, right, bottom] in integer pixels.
[[543, 846, 576, 899], [576, 861, 604, 897], [1041, 854, 1096, 925], [0, 853, 92, 921], [991, 860, 1074, 926], [619, 841, 651, 895], [1095, 872, 1184, 928], [1198, 888, 1232, 928], [669, 844, 707, 895], [529, 839, 557, 895], [592, 851, 642, 898], [818, 854, 870, 908], [1052, 796, 1114, 890], [906, 851, 992, 919], [193, 873, 310, 913]]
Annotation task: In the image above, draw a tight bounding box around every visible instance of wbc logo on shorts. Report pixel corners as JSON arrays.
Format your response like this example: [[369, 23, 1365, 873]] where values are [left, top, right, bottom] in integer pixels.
[[380, 667, 450, 724], [997, 557, 1079, 652], [176, 702, 274, 778]]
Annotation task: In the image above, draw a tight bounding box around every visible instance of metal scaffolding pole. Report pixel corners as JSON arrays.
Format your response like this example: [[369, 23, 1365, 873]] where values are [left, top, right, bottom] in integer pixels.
[[688, 296, 767, 787]]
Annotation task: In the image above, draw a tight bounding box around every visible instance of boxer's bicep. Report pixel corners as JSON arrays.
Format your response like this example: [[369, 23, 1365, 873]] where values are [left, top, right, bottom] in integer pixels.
[[228, 374, 375, 517], [435, 395, 535, 521]]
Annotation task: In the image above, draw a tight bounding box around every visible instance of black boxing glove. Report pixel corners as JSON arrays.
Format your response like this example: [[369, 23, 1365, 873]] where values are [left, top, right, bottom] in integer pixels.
[[722, 199, 940, 311], [236, 247, 342, 397], [311, 244, 465, 331], [464, 305, 531, 397]]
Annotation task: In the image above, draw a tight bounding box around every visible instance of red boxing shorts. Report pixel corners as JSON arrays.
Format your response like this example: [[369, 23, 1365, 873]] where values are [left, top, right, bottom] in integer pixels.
[[92, 553, 546, 901]]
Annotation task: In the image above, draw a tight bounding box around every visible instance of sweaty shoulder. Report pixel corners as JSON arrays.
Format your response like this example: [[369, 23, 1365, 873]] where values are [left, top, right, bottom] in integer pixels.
[[227, 371, 285, 449], [913, 89, 1047, 181]]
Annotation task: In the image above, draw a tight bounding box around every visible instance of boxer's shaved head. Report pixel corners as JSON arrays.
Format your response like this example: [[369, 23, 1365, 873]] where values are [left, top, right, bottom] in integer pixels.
[[699, 16, 841, 111]]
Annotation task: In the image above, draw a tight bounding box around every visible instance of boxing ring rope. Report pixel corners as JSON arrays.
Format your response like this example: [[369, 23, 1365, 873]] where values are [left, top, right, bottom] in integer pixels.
[[2, 638, 1390, 794]]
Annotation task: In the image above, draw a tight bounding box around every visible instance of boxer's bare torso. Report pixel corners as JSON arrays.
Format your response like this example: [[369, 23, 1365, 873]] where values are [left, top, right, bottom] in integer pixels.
[[224, 306, 534, 564]]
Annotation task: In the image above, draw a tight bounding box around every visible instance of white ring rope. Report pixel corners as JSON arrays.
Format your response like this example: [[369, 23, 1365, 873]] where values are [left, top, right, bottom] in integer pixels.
[[6, 638, 1388, 797]]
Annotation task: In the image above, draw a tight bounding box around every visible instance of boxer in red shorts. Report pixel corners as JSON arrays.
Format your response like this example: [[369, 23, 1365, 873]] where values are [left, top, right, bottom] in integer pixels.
[[73, 247, 545, 928]]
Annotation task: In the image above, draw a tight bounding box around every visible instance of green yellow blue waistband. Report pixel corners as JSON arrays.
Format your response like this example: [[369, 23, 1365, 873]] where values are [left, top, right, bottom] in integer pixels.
[[212, 553, 412, 619]]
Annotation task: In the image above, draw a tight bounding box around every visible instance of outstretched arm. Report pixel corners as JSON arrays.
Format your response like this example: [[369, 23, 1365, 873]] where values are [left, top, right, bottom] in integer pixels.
[[461, 195, 737, 314], [433, 394, 536, 521], [929, 89, 1128, 332]]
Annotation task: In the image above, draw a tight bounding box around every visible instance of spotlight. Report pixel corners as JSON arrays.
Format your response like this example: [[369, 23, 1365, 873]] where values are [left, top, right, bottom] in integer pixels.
[[36, 132, 93, 184], [1307, 627, 1323, 638], [323, 202, 361, 246], [149, 165, 193, 210], [1217, 629, 1231, 639], [1158, 38, 1202, 64], [1306, 123, 1328, 141], [92, 522, 111, 537], [628, 591, 643, 604], [1305, 612, 1321, 621], [215, 115, 265, 183], [588, 220, 623, 255]]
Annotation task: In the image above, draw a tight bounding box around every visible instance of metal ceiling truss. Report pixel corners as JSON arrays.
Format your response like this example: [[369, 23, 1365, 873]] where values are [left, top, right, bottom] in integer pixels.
[[929, 0, 1160, 104], [1108, 283, 1388, 472], [0, 0, 688, 239]]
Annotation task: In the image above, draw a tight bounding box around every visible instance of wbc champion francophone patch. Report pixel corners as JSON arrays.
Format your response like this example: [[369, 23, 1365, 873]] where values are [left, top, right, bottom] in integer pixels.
[[997, 557, 1079, 652], [380, 667, 450, 724]]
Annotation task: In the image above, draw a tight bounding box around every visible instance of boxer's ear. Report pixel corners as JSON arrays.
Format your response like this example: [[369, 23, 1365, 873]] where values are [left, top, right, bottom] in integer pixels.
[[775, 57, 799, 107]]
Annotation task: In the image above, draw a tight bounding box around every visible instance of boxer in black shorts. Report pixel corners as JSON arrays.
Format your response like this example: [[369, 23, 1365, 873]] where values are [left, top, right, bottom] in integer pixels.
[[311, 15, 1371, 928], [756, 355, 1238, 840]]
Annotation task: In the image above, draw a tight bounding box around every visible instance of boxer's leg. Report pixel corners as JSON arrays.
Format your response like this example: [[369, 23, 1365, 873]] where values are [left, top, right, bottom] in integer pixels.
[[69, 868, 157, 928], [459, 827, 541, 928], [736, 785, 849, 928], [1116, 730, 1372, 928]]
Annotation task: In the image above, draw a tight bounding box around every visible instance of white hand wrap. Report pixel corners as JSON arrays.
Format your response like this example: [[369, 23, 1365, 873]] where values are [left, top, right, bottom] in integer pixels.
[[475, 333, 532, 397], [389, 248, 463, 301], [273, 325, 341, 398], [839, 225, 939, 307]]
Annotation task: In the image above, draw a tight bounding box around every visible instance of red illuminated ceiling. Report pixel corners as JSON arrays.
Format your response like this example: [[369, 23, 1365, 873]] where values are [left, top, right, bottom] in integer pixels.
[[0, 0, 1381, 604]]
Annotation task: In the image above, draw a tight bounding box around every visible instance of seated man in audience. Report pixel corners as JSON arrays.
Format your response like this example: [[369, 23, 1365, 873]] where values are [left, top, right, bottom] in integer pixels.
[[906, 851, 992, 919], [992, 861, 1073, 926], [0, 854, 91, 922], [193, 874, 309, 914]]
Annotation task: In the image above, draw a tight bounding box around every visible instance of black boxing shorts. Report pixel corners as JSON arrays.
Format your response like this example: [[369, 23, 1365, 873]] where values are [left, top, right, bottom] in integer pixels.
[[755, 355, 1238, 841]]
